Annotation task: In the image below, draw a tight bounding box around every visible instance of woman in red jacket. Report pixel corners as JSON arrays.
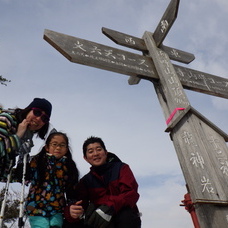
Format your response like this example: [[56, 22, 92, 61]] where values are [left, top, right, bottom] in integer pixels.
[[65, 136, 141, 228]]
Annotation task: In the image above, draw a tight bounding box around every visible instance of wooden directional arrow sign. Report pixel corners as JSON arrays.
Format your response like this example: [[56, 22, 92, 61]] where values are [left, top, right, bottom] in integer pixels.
[[102, 27, 195, 64], [44, 29, 228, 99], [44, 29, 157, 79], [174, 64, 228, 99], [153, 0, 180, 47]]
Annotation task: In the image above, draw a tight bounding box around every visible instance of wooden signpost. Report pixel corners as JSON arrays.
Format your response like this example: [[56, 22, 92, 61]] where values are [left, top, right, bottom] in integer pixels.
[[43, 0, 228, 227]]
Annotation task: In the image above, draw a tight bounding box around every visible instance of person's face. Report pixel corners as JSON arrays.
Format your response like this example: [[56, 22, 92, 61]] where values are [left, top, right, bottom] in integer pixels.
[[45, 135, 68, 159], [26, 109, 47, 131], [84, 142, 107, 167]]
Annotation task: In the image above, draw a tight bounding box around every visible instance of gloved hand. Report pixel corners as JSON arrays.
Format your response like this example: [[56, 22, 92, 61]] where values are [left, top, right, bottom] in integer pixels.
[[85, 205, 113, 228], [84, 203, 96, 222], [18, 140, 33, 155]]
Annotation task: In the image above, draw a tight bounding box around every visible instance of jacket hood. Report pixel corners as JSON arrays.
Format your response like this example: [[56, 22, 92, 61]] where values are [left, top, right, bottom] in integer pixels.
[[90, 152, 122, 175], [107, 152, 122, 163]]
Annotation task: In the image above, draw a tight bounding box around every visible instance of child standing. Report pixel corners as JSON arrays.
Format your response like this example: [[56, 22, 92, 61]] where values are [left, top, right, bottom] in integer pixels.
[[23, 132, 81, 228]]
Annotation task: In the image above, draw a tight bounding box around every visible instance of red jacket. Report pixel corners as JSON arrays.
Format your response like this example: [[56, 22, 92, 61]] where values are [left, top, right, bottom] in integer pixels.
[[65, 152, 140, 222]]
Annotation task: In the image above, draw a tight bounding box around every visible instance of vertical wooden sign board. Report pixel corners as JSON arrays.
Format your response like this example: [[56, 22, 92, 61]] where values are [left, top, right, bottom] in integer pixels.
[[43, 0, 228, 227], [143, 31, 228, 227]]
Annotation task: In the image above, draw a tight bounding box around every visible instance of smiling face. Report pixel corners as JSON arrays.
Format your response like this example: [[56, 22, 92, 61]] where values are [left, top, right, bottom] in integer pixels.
[[84, 142, 108, 167], [26, 109, 46, 131], [45, 135, 68, 159]]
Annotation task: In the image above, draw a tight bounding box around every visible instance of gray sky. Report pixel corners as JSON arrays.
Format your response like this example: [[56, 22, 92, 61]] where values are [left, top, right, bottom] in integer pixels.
[[1, 0, 228, 227]]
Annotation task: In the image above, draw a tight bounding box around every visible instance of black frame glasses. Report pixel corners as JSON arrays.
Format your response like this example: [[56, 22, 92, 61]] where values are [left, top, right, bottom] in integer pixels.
[[49, 142, 67, 148]]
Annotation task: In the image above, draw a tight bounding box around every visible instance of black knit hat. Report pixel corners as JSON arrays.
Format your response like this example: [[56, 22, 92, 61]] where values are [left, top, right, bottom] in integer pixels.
[[27, 98, 52, 118]]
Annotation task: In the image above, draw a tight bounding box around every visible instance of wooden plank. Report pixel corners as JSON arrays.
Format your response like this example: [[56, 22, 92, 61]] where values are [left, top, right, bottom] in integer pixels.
[[171, 112, 228, 204], [195, 206, 228, 228], [142, 26, 228, 228], [142, 30, 228, 208], [174, 64, 228, 99], [165, 106, 228, 142], [102, 27, 195, 64], [43, 29, 158, 79], [153, 0, 180, 47], [200, 120, 228, 192], [102, 27, 147, 52], [143, 30, 190, 123], [167, 105, 228, 228], [160, 44, 195, 64], [44, 29, 228, 99]]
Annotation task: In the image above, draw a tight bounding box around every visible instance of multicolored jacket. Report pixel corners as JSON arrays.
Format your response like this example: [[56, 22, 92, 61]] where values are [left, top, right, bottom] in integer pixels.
[[0, 110, 21, 181], [25, 154, 70, 217]]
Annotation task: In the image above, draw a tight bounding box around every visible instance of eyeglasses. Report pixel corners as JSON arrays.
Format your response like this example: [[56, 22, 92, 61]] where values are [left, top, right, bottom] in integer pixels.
[[49, 142, 67, 148], [32, 108, 50, 123]]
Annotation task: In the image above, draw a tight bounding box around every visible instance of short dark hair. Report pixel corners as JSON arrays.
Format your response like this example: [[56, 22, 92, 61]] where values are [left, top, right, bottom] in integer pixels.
[[83, 136, 107, 157]]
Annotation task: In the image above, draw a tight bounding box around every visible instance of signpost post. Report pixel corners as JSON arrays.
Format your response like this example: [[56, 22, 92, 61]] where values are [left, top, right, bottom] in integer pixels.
[[43, 0, 228, 227]]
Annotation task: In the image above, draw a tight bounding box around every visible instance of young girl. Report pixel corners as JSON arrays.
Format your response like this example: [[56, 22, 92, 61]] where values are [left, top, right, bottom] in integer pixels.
[[0, 97, 52, 181], [24, 132, 80, 228]]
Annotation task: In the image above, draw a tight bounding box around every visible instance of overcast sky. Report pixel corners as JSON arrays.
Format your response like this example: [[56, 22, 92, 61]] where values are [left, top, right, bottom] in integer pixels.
[[1, 0, 228, 227]]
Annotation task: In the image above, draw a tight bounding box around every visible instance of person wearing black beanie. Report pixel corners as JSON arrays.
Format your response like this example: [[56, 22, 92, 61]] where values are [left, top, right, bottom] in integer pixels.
[[0, 98, 52, 181]]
